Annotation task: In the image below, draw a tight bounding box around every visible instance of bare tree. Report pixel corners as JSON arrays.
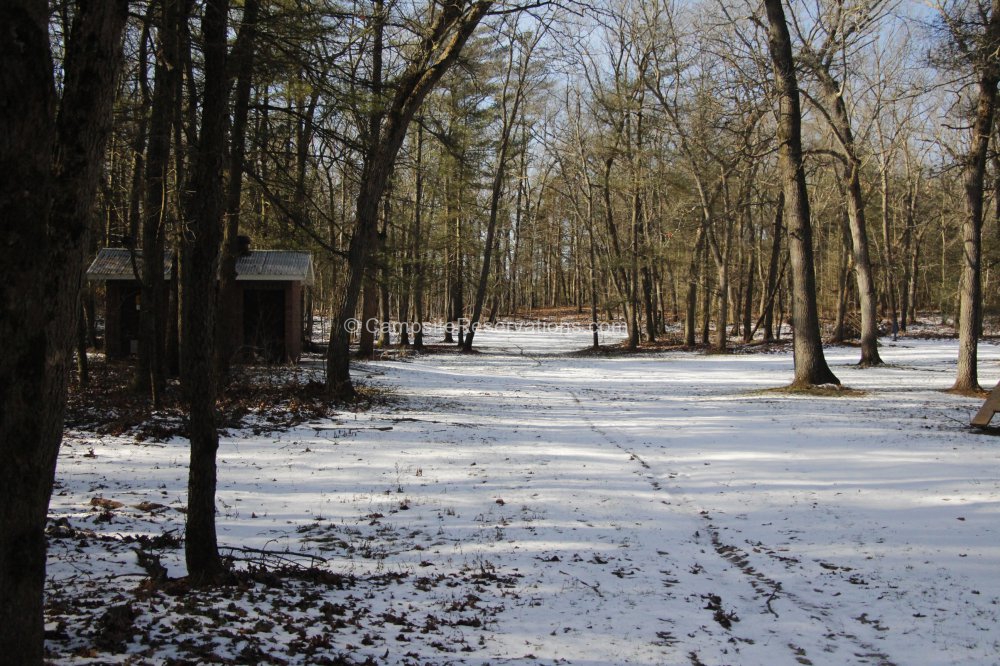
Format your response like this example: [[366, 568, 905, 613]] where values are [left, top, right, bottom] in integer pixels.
[[216, 0, 261, 377], [792, 0, 893, 367], [465, 19, 544, 349], [763, 0, 841, 386], [136, 0, 184, 402], [326, 0, 493, 397], [180, 0, 231, 583], [938, 0, 1000, 391], [0, 1, 127, 660]]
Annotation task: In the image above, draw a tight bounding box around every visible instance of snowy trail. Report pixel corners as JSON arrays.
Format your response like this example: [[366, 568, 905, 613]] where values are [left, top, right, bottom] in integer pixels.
[[560, 374, 897, 666], [47, 332, 1000, 665], [477, 350, 896, 665], [379, 334, 1000, 664]]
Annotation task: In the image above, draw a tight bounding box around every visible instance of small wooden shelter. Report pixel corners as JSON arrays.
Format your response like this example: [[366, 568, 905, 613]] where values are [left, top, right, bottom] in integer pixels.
[[86, 247, 314, 363], [86, 249, 170, 359]]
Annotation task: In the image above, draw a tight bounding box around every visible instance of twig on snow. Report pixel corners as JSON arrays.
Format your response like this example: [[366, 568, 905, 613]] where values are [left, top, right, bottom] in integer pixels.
[[765, 583, 781, 617], [558, 570, 603, 598]]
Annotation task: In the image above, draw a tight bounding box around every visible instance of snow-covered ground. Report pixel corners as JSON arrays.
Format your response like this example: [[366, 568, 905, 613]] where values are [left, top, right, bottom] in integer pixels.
[[47, 329, 1000, 665]]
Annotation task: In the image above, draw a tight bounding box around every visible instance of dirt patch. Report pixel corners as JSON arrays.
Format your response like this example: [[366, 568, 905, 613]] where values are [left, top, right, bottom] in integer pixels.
[[943, 387, 990, 399], [754, 385, 867, 398]]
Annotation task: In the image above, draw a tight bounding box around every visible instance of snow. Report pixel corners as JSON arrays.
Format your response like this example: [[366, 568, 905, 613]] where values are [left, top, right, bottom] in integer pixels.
[[46, 328, 1000, 665]]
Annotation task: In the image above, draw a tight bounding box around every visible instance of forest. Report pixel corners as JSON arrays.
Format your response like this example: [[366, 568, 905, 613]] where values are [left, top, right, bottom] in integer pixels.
[[3, 0, 1000, 663], [66, 0, 1000, 388]]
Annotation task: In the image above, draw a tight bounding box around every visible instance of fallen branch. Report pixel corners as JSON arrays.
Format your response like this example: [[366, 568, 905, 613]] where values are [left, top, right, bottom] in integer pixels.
[[765, 583, 781, 617], [220, 545, 329, 570], [558, 570, 603, 598]]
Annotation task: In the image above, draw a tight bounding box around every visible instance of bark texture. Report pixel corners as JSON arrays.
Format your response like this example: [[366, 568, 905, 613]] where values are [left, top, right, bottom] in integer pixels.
[[0, 1, 126, 661], [953, 0, 1000, 392], [181, 0, 230, 583], [763, 0, 840, 387]]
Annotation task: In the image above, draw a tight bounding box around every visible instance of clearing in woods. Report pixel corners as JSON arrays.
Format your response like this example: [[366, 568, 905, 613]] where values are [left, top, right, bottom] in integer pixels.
[[47, 326, 1000, 665]]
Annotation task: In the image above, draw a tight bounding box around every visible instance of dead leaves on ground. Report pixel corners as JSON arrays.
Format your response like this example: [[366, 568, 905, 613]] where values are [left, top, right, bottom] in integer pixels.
[[66, 360, 388, 442]]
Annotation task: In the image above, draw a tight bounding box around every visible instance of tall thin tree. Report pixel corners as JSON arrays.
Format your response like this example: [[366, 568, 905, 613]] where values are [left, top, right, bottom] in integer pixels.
[[326, 0, 493, 397], [180, 0, 231, 582]]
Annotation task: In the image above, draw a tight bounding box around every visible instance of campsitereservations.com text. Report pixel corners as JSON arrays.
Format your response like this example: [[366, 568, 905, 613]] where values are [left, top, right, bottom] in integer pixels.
[[342, 318, 629, 335]]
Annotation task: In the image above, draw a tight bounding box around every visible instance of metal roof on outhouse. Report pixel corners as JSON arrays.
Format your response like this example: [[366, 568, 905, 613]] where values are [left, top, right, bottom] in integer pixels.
[[85, 248, 171, 281], [86, 248, 314, 284], [233, 250, 314, 284]]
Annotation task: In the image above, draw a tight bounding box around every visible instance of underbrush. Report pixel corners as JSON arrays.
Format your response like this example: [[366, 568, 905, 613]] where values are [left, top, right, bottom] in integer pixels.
[[66, 358, 390, 442]]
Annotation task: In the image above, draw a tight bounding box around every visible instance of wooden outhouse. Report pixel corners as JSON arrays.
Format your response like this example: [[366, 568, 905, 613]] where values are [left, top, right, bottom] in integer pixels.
[[85, 248, 171, 359], [86, 247, 314, 363], [227, 250, 315, 362]]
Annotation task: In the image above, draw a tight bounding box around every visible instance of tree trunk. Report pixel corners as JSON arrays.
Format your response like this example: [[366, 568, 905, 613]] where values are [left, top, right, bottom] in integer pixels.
[[398, 203, 411, 348], [601, 156, 639, 349], [0, 1, 126, 661], [642, 265, 657, 342], [628, 111, 644, 350], [707, 182, 735, 353], [378, 197, 392, 348], [127, 7, 153, 242], [899, 180, 915, 331], [305, 288, 314, 348], [136, 0, 182, 402], [453, 209, 465, 346], [843, 162, 883, 366], [76, 301, 90, 386], [776, 275, 787, 341], [466, 99, 527, 348], [954, 105, 996, 387], [444, 171, 457, 343], [802, 53, 883, 367], [378, 254, 392, 348], [589, 221, 601, 350], [940, 216, 950, 324], [166, 253, 180, 376], [466, 29, 535, 349], [685, 223, 706, 346], [742, 248, 755, 343], [764, 0, 840, 386], [216, 0, 260, 376], [84, 286, 98, 348], [398, 258, 411, 348], [358, 269, 378, 356], [715, 259, 729, 351], [685, 281, 698, 345], [465, 154, 506, 350], [953, 0, 1000, 390], [701, 240, 712, 346], [908, 228, 923, 325], [832, 216, 852, 344], [412, 124, 426, 349], [709, 222, 730, 352], [880, 167, 899, 338], [181, 0, 230, 584], [760, 194, 783, 343]]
